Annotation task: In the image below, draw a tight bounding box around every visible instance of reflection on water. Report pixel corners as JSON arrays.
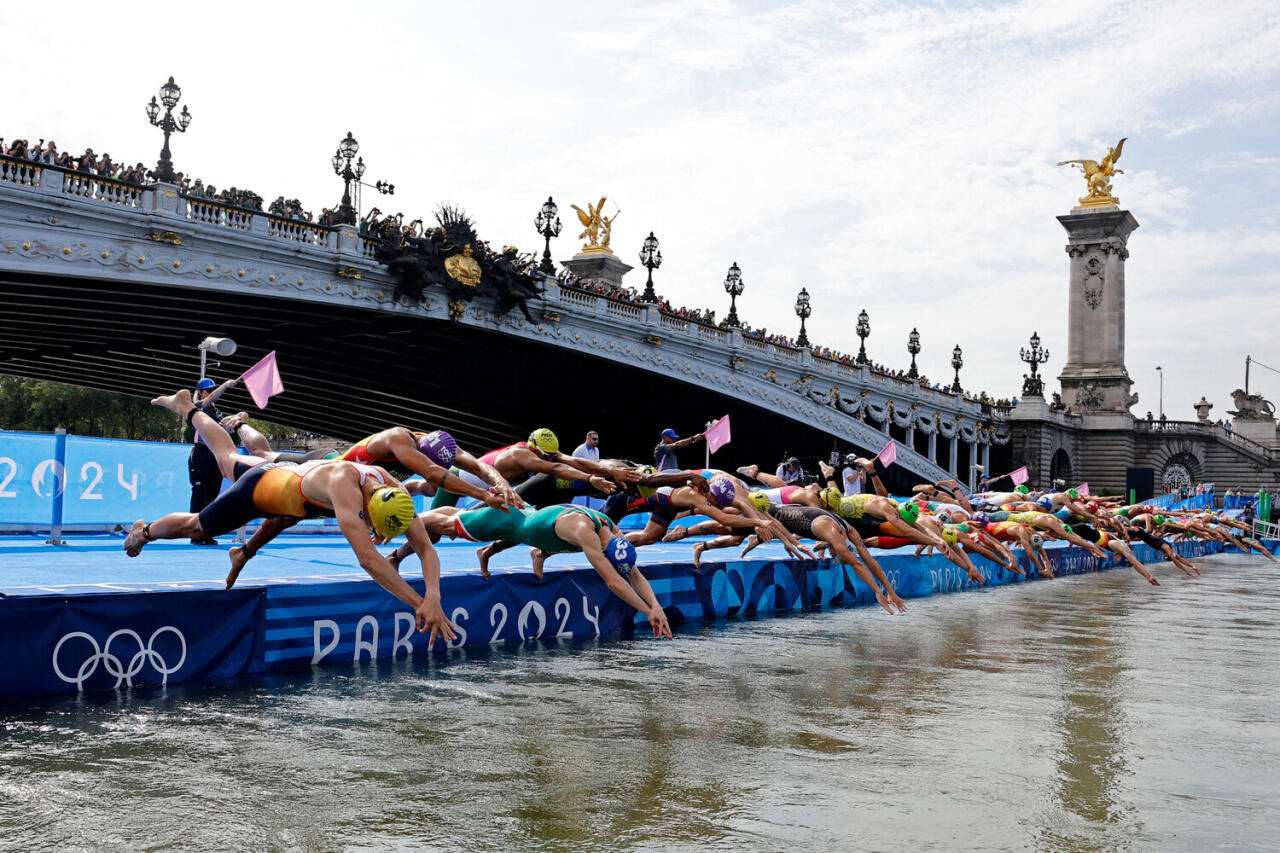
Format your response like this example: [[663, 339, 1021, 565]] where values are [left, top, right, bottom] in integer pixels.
[[2, 554, 1279, 852]]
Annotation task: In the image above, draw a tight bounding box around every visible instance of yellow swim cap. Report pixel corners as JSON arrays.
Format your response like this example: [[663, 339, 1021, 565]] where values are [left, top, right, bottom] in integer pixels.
[[821, 486, 841, 509], [366, 487, 417, 539], [941, 526, 959, 545], [527, 428, 559, 455], [636, 464, 658, 499], [748, 490, 771, 512]]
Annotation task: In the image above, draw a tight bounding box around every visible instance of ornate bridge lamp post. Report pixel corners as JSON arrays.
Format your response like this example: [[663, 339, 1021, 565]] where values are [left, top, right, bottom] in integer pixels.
[[638, 232, 662, 303], [907, 327, 921, 378], [331, 132, 362, 225], [534, 197, 562, 275], [856, 309, 870, 364], [724, 262, 744, 327], [1020, 331, 1050, 396], [950, 344, 965, 392], [145, 76, 191, 183], [794, 288, 812, 347]]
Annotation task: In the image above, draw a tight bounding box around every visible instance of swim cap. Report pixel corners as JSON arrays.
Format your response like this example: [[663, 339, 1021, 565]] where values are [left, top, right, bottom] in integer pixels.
[[941, 526, 959, 545], [748, 490, 771, 513], [417, 430, 457, 467], [527, 428, 559, 455], [635, 464, 658, 499], [1154, 515, 1166, 525], [709, 477, 737, 507], [1067, 488, 1079, 499], [366, 487, 417, 539], [1061, 524, 1073, 535], [1086, 501, 1099, 511], [604, 536, 636, 578], [1015, 485, 1030, 494], [898, 501, 920, 525], [820, 486, 841, 509], [1036, 496, 1054, 510], [1029, 533, 1045, 550], [970, 511, 989, 527], [323, 451, 341, 460]]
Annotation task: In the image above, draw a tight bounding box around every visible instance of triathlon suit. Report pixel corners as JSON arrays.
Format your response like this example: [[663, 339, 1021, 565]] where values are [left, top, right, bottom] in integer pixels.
[[983, 521, 1029, 543], [1006, 512, 1043, 527], [1125, 525, 1169, 551], [621, 487, 681, 529], [430, 443, 528, 509], [930, 503, 971, 524], [451, 504, 612, 554], [770, 505, 847, 540], [515, 472, 611, 507], [871, 535, 913, 549], [761, 486, 803, 506], [197, 460, 387, 537], [830, 494, 897, 538], [1069, 522, 1110, 549], [341, 428, 431, 481]]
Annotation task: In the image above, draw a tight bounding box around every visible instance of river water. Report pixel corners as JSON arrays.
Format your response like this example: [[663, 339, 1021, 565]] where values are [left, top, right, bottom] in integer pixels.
[[1, 552, 1277, 852]]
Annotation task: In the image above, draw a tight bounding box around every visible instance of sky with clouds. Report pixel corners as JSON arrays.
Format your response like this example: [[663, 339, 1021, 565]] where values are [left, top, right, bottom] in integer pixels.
[[7, 0, 1279, 418]]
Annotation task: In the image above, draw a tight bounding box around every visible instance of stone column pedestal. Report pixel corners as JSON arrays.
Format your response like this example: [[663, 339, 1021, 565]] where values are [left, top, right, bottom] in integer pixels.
[[561, 252, 633, 288]]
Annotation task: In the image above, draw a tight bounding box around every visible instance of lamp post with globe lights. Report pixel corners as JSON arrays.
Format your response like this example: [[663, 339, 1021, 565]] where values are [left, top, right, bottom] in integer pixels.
[[145, 76, 191, 183], [951, 344, 964, 392], [534, 197, 562, 275], [1020, 331, 1050, 396], [723, 262, 744, 327], [330, 132, 363, 225], [639, 232, 662, 303], [856, 309, 870, 365], [794, 288, 812, 348], [907, 327, 921, 379]]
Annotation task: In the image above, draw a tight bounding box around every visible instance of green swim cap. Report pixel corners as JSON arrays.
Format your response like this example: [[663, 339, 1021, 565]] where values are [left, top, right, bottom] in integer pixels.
[[1154, 515, 1166, 525], [898, 501, 920, 525], [1015, 485, 1030, 494], [1067, 488, 1079, 499], [323, 451, 341, 460], [1061, 524, 1073, 535]]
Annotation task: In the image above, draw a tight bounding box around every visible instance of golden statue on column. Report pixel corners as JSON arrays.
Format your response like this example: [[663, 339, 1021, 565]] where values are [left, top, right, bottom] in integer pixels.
[[571, 197, 620, 254], [1058, 137, 1126, 208]]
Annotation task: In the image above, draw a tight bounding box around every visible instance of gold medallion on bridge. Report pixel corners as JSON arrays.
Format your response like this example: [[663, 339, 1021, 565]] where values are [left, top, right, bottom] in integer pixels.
[[444, 244, 482, 287]]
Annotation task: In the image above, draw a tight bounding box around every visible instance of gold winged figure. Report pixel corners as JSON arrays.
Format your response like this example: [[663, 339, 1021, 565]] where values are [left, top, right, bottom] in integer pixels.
[[1058, 138, 1126, 208], [570, 196, 618, 254]]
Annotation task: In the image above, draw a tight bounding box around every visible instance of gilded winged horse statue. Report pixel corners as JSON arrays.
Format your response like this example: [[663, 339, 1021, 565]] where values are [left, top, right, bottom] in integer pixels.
[[1058, 137, 1126, 207]]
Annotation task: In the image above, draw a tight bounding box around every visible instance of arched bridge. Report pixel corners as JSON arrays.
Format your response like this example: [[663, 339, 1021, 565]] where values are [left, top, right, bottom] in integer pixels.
[[0, 156, 1009, 487]]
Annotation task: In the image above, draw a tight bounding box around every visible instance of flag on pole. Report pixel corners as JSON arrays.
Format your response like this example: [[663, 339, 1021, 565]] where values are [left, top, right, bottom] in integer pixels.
[[705, 414, 732, 454], [876, 438, 897, 468], [240, 351, 284, 409], [1009, 466, 1029, 485], [1078, 482, 1090, 496]]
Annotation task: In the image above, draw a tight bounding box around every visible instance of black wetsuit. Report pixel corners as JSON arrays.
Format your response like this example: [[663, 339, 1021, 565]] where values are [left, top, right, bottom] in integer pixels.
[[1125, 525, 1169, 551]]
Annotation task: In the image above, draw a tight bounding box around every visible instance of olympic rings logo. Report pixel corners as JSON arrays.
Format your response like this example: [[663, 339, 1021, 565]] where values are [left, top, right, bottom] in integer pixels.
[[52, 627, 187, 691]]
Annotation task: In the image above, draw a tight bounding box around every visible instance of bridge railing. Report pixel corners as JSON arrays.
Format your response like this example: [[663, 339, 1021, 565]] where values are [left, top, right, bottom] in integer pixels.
[[59, 170, 145, 208], [0, 154, 43, 188], [183, 195, 254, 231], [1135, 418, 1273, 456], [267, 215, 329, 247]]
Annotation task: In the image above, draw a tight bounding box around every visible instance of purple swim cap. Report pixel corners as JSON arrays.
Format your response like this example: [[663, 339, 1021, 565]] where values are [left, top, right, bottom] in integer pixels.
[[417, 430, 457, 467], [970, 511, 990, 527], [709, 477, 737, 507]]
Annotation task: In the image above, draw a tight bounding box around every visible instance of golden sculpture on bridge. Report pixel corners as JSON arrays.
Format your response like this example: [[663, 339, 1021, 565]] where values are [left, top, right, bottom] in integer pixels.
[[1058, 137, 1126, 208], [571, 197, 620, 254]]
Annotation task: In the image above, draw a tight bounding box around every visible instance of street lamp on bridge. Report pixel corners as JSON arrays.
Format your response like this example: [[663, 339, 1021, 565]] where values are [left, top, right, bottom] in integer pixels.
[[1020, 331, 1049, 396], [330, 132, 365, 225], [639, 231, 662, 303], [723, 262, 744, 327], [534, 196, 562, 275], [907, 327, 921, 378], [856, 308, 870, 364], [144, 76, 191, 184], [794, 288, 811, 348], [951, 344, 964, 392]]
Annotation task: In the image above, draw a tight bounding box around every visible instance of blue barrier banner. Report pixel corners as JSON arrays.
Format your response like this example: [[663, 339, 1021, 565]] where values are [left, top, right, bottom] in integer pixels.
[[62, 435, 191, 526], [0, 589, 264, 700], [0, 432, 59, 525]]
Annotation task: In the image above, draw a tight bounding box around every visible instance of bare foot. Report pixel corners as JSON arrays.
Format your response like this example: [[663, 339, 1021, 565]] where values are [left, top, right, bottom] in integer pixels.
[[123, 519, 150, 557], [475, 545, 493, 581], [227, 546, 251, 589], [150, 389, 193, 413], [736, 464, 759, 480], [531, 549, 545, 580], [692, 543, 705, 569], [662, 526, 689, 543], [818, 461, 834, 479]]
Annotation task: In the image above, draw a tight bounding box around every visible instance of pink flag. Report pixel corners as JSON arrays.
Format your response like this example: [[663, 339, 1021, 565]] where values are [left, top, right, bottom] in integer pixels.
[[876, 438, 897, 468], [1009, 466, 1029, 485], [241, 351, 284, 409], [1078, 482, 1090, 496], [705, 415, 732, 454]]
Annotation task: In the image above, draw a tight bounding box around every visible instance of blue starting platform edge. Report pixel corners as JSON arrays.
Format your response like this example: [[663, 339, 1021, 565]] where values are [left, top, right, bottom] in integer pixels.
[[0, 533, 1251, 701]]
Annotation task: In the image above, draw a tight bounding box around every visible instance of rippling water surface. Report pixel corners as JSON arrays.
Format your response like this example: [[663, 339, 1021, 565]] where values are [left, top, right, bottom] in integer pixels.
[[2, 553, 1278, 852]]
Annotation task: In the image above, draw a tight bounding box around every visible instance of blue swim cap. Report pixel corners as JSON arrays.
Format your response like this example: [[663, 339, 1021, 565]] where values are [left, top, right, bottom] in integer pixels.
[[1036, 496, 1054, 510], [709, 477, 737, 507], [417, 430, 457, 467], [604, 536, 636, 577]]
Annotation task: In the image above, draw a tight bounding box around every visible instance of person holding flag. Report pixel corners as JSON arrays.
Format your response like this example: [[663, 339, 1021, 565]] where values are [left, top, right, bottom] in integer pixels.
[[654, 427, 705, 471]]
